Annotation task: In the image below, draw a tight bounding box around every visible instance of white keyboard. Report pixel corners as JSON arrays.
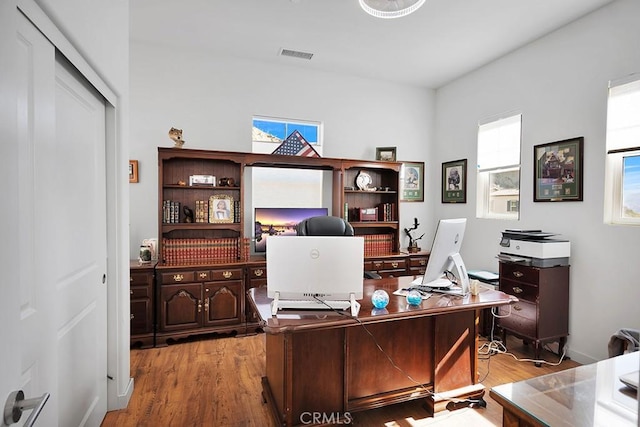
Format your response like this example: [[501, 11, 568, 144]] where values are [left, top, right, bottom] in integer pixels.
[[275, 299, 352, 311]]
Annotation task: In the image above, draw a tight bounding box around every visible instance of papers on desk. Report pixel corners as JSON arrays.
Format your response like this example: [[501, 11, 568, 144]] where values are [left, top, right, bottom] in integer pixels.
[[467, 270, 499, 282], [393, 288, 431, 299]]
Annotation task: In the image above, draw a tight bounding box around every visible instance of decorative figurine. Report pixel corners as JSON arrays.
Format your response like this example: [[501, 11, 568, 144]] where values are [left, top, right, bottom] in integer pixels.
[[168, 127, 185, 148], [404, 217, 424, 253], [183, 205, 194, 223]]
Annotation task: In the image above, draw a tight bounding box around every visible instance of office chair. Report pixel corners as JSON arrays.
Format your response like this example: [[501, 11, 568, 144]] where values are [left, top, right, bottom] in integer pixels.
[[296, 216, 381, 279], [296, 215, 355, 236]]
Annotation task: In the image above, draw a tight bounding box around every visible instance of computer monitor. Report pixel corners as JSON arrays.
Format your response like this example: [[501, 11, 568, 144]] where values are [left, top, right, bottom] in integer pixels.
[[266, 236, 364, 315], [412, 218, 470, 295]]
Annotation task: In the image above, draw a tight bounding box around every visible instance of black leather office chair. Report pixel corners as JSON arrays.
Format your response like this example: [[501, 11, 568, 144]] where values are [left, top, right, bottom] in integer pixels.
[[296, 215, 354, 236], [296, 216, 381, 279]]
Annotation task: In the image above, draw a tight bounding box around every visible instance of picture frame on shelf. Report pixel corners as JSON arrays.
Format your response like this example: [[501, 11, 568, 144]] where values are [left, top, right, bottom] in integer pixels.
[[189, 174, 216, 186], [534, 137, 584, 202], [209, 194, 235, 223], [441, 159, 467, 203], [400, 161, 424, 202], [376, 146, 397, 162], [129, 160, 139, 183]]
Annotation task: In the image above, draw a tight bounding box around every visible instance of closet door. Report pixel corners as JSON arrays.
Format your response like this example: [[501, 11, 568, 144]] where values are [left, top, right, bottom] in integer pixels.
[[3, 10, 109, 426]]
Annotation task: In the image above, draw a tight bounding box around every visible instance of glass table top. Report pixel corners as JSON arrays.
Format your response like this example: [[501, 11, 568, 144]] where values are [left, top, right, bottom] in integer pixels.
[[491, 352, 638, 426]]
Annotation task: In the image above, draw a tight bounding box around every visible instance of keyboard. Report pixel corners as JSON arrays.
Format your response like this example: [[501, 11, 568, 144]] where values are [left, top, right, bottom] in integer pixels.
[[275, 299, 352, 311]]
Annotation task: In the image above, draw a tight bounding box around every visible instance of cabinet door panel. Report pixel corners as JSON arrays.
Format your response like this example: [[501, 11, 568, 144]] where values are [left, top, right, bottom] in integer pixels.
[[160, 283, 202, 331], [204, 282, 241, 326], [130, 299, 152, 334]]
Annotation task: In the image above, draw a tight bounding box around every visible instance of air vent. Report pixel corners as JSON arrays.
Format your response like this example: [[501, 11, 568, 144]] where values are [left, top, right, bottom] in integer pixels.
[[279, 48, 314, 60]]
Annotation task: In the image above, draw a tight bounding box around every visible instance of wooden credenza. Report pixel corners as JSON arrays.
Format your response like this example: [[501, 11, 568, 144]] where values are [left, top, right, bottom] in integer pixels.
[[498, 262, 570, 365], [249, 276, 514, 426], [130, 261, 156, 348]]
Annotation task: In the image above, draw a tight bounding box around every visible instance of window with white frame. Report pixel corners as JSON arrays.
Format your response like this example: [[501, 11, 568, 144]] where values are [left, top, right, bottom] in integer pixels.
[[605, 77, 640, 225], [476, 114, 522, 219]]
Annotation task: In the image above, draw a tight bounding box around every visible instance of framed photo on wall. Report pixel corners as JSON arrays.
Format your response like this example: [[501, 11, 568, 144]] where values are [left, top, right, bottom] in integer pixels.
[[400, 162, 424, 202], [442, 159, 467, 203], [534, 137, 584, 202], [376, 146, 397, 162], [209, 195, 235, 223]]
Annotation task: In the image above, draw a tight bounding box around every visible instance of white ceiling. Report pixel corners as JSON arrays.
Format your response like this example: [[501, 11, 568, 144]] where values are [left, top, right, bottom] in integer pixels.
[[130, 0, 614, 89]]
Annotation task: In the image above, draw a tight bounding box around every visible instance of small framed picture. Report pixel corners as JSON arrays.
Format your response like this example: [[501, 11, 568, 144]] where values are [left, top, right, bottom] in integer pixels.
[[129, 160, 139, 183], [400, 161, 424, 202], [209, 195, 234, 223], [534, 137, 584, 202], [189, 174, 216, 186], [376, 147, 397, 162], [442, 159, 467, 203]]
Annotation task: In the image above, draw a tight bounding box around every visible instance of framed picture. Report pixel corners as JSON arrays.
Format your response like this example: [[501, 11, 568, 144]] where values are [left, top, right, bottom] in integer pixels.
[[442, 159, 467, 203], [376, 146, 397, 162], [534, 137, 584, 202], [209, 195, 234, 223], [400, 162, 424, 202], [129, 160, 139, 183]]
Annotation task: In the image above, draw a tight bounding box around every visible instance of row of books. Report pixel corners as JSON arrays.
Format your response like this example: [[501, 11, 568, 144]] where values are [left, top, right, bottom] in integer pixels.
[[363, 234, 395, 256], [163, 200, 181, 224], [194, 200, 209, 223], [162, 238, 251, 264], [377, 203, 395, 222]]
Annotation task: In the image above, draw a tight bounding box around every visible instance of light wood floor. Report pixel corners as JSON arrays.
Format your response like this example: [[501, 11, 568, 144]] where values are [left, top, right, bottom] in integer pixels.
[[101, 331, 579, 427]]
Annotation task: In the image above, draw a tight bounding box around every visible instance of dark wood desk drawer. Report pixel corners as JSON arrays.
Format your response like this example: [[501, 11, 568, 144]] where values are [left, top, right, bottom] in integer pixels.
[[130, 286, 151, 299], [500, 280, 537, 303], [130, 271, 153, 286], [248, 266, 266, 279], [382, 259, 406, 270], [209, 268, 243, 281], [500, 263, 539, 285], [160, 271, 196, 284], [409, 257, 429, 267], [498, 300, 536, 337]]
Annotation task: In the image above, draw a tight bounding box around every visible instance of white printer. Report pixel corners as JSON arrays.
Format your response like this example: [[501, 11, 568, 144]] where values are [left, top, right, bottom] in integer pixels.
[[498, 230, 570, 267]]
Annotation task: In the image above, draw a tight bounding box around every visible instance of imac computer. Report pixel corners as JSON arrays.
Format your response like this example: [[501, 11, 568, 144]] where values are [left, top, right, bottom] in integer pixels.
[[411, 218, 470, 296], [267, 235, 364, 316]]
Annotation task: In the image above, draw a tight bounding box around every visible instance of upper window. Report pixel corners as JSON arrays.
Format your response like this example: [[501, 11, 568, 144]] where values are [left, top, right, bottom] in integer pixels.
[[605, 77, 640, 225], [252, 116, 322, 155], [476, 114, 522, 220]]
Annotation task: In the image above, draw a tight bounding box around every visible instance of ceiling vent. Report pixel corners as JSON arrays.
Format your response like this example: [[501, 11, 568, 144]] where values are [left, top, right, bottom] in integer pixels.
[[279, 48, 314, 60]]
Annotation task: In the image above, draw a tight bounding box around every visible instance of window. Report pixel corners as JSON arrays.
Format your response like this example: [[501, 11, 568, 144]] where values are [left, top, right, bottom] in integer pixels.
[[476, 114, 522, 219], [252, 116, 322, 155], [605, 77, 640, 225]]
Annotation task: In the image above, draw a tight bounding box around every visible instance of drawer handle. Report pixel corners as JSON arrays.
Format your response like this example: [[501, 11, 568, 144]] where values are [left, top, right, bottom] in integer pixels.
[[199, 272, 208, 279], [512, 287, 523, 294], [513, 305, 522, 311], [254, 269, 264, 277], [130, 313, 134, 320], [130, 276, 133, 282], [512, 271, 524, 278], [223, 271, 232, 279], [419, 260, 427, 266], [173, 274, 184, 282], [374, 262, 382, 268], [130, 289, 133, 295], [204, 300, 209, 312], [391, 262, 398, 268], [198, 300, 202, 313]]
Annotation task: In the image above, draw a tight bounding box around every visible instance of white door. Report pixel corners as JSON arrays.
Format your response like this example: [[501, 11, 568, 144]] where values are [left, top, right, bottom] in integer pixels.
[[1, 11, 108, 426]]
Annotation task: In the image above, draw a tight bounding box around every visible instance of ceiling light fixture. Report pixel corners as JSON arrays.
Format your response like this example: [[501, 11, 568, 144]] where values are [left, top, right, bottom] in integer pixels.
[[359, 0, 426, 19]]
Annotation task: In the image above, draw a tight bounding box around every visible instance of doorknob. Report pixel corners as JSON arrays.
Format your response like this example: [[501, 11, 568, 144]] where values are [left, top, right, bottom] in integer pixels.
[[4, 390, 50, 426]]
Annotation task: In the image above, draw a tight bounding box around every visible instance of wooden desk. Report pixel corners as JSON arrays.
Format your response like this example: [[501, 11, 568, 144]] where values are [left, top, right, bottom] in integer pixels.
[[490, 352, 639, 427], [248, 276, 514, 426]]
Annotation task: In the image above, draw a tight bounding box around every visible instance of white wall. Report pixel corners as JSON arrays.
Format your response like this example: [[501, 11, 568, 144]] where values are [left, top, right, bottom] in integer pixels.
[[434, 0, 640, 363], [129, 43, 435, 255]]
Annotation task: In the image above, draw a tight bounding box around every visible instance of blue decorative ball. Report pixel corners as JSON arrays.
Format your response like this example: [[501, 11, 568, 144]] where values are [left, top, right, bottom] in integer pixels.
[[406, 289, 422, 306], [371, 289, 390, 309]]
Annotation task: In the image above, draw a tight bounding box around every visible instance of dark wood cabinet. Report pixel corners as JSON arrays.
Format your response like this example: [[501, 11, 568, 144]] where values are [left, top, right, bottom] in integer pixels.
[[406, 252, 430, 276], [130, 261, 155, 348], [155, 265, 244, 346], [498, 262, 569, 365]]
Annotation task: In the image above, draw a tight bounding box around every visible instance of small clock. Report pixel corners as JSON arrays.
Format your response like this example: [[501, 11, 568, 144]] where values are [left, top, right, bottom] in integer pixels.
[[355, 171, 372, 191]]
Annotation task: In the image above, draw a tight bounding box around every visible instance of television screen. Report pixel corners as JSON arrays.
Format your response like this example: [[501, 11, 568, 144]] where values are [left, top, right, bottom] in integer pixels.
[[254, 207, 328, 252]]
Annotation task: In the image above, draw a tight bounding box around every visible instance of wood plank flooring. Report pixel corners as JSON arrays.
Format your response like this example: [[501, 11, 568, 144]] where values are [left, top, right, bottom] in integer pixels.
[[101, 332, 579, 427]]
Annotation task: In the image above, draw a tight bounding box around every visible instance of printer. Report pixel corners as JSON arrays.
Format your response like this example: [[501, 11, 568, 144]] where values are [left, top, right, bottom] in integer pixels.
[[497, 229, 570, 267]]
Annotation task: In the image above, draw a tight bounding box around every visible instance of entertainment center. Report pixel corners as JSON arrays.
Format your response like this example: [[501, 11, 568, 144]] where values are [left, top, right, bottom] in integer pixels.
[[131, 147, 431, 347]]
